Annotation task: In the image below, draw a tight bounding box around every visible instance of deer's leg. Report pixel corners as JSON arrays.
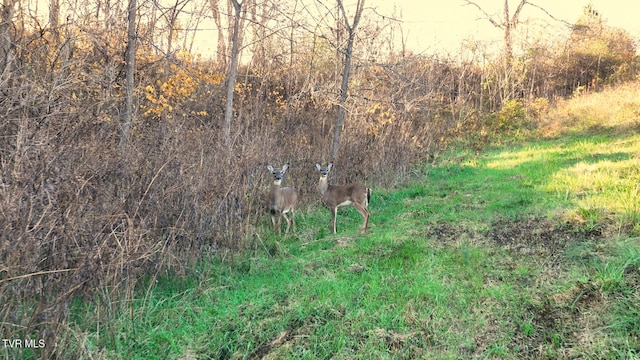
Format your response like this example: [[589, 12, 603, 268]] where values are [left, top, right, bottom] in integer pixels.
[[331, 207, 338, 234], [271, 213, 277, 231], [289, 210, 296, 232], [283, 212, 292, 234], [353, 203, 370, 232]]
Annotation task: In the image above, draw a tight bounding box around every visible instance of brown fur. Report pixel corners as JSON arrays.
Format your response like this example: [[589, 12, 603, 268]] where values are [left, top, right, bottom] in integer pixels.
[[316, 162, 370, 234]]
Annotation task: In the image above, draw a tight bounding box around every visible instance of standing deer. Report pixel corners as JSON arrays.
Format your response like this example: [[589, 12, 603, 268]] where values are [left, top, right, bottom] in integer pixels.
[[266, 163, 298, 235], [315, 162, 370, 234]]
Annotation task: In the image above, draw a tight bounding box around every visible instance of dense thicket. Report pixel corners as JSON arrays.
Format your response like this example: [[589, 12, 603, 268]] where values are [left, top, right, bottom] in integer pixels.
[[0, 1, 637, 357]]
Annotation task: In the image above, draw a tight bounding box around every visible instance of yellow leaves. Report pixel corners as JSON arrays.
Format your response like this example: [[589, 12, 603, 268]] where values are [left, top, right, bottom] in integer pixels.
[[234, 82, 251, 94], [143, 68, 196, 118], [366, 102, 395, 137], [137, 52, 162, 64], [99, 114, 112, 123], [139, 50, 224, 120], [203, 72, 224, 86], [367, 102, 381, 114], [156, 69, 197, 100], [143, 81, 173, 117], [271, 87, 286, 107]]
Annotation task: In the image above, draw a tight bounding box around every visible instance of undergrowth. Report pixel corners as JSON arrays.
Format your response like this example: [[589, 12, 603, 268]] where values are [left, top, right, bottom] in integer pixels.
[[5, 82, 640, 359]]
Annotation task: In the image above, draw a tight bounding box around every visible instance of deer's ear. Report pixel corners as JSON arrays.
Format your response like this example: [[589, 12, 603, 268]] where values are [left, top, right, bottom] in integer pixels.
[[267, 165, 274, 172], [328, 162, 333, 170], [282, 163, 289, 172], [315, 163, 322, 171]]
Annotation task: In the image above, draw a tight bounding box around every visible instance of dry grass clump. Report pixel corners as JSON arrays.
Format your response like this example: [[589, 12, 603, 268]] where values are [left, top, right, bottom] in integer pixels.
[[539, 81, 640, 137]]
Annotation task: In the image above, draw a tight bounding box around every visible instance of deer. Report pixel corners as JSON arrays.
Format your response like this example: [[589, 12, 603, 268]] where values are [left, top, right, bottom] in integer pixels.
[[266, 163, 298, 235], [315, 162, 370, 234]]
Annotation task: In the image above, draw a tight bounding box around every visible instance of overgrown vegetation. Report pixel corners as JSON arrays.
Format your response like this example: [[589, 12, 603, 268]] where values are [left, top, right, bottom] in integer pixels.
[[59, 93, 640, 358], [1, 0, 639, 358]]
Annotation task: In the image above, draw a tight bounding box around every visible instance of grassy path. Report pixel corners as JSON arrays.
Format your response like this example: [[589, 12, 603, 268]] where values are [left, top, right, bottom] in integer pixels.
[[70, 130, 640, 359]]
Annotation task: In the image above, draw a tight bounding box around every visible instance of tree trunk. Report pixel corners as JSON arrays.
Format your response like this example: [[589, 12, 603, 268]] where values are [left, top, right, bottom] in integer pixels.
[[49, 0, 60, 44], [503, 0, 513, 64], [0, 0, 15, 89], [121, 0, 137, 147], [223, 0, 243, 146], [330, 0, 365, 161], [209, 0, 227, 67]]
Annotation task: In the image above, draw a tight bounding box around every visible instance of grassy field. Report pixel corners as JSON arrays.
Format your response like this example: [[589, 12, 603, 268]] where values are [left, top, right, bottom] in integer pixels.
[[68, 86, 640, 359]]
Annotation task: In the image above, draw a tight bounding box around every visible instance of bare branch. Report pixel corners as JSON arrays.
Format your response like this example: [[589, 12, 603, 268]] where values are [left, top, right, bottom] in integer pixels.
[[462, 0, 502, 28], [526, 1, 574, 27]]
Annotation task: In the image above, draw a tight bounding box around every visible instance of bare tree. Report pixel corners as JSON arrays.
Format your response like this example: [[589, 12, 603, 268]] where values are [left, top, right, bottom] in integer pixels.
[[463, 0, 527, 65], [121, 0, 137, 146], [223, 0, 243, 145], [463, 0, 528, 101], [463, 0, 564, 101], [182, 1, 210, 53], [154, 0, 192, 58], [0, 0, 15, 89], [209, 0, 228, 67], [330, 0, 365, 161], [49, 0, 61, 44]]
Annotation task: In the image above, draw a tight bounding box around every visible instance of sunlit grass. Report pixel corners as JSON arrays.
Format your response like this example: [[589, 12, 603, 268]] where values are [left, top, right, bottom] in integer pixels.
[[538, 135, 640, 233], [541, 81, 640, 137], [63, 82, 640, 360]]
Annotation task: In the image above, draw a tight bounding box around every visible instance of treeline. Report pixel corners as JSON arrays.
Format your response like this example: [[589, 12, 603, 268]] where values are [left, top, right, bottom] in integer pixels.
[[0, 0, 637, 357]]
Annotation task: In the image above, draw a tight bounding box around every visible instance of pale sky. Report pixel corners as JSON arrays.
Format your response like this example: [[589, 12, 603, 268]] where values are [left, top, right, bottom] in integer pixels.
[[369, 0, 640, 54], [30, 0, 640, 59]]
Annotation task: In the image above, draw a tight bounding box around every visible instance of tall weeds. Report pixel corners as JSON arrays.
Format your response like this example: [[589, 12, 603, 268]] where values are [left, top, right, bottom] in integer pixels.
[[0, 54, 451, 358]]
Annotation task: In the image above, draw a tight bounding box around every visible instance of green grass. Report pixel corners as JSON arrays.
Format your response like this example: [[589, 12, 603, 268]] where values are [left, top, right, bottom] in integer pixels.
[[68, 130, 640, 359], [65, 89, 640, 359]]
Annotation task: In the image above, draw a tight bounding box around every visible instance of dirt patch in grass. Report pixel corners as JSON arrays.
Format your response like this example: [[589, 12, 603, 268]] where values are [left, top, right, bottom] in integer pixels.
[[488, 217, 602, 251], [425, 217, 603, 253], [512, 281, 609, 358], [252, 307, 346, 359], [487, 219, 614, 358], [369, 328, 427, 358], [426, 217, 615, 358], [425, 224, 481, 244]]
